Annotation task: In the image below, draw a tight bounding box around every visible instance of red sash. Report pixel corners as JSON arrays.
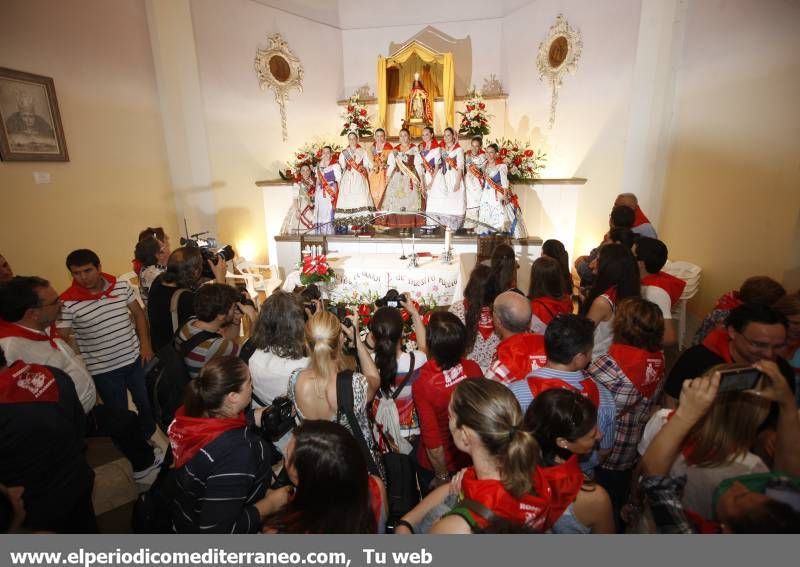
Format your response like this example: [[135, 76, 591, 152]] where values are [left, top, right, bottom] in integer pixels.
[[419, 146, 438, 176], [467, 163, 485, 185], [633, 205, 650, 228], [317, 165, 338, 207], [495, 333, 547, 382], [0, 360, 59, 404], [0, 321, 59, 349], [525, 373, 600, 408], [444, 155, 458, 170], [641, 272, 686, 305], [344, 151, 369, 181], [169, 406, 247, 469], [531, 295, 573, 326], [702, 328, 733, 363], [714, 290, 742, 312], [485, 170, 505, 198], [608, 343, 665, 399], [60, 273, 119, 301]]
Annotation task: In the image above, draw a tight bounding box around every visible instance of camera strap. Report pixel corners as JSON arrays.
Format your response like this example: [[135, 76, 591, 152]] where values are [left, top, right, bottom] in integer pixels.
[[391, 352, 416, 401], [170, 288, 189, 333]]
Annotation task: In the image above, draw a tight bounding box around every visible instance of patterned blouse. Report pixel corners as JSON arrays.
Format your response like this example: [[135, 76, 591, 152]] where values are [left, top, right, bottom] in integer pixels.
[[449, 299, 500, 374]]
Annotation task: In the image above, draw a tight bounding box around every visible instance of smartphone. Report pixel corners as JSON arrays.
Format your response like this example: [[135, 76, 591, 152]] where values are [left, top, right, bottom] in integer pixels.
[[717, 366, 762, 393]]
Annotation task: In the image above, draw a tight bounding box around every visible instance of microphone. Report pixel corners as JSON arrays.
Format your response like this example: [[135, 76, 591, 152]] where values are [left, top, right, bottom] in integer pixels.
[[399, 207, 408, 259]]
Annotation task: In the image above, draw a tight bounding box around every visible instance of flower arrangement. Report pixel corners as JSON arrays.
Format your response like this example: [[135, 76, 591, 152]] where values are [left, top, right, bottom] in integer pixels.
[[457, 90, 492, 137], [488, 138, 547, 180], [279, 141, 343, 180], [340, 93, 373, 138], [299, 254, 335, 286]]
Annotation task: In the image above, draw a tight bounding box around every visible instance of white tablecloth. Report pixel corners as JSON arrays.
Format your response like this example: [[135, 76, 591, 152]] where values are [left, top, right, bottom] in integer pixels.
[[282, 253, 464, 307]]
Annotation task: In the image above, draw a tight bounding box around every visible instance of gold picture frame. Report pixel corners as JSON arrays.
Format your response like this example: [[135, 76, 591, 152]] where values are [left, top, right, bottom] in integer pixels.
[[537, 15, 583, 129]]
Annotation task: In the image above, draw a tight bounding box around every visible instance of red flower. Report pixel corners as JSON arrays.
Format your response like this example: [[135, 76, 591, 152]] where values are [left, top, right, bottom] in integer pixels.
[[513, 147, 519, 152], [513, 156, 522, 166], [358, 304, 371, 317], [466, 105, 474, 112], [500, 148, 508, 156], [347, 105, 354, 112], [316, 264, 328, 276], [408, 331, 417, 342], [422, 312, 432, 326], [479, 102, 485, 110], [524, 149, 533, 157], [401, 310, 410, 322], [359, 108, 367, 116]]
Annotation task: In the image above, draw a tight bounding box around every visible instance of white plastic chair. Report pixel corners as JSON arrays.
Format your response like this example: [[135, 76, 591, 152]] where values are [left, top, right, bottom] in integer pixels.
[[234, 259, 283, 299], [663, 260, 702, 350], [118, 271, 144, 309]]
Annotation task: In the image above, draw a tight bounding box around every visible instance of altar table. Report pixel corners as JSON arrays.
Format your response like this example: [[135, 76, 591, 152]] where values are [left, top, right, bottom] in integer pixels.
[[282, 253, 464, 307]]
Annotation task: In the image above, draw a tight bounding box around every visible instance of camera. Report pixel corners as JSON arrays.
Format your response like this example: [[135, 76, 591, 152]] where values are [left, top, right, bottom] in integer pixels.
[[258, 396, 296, 442], [180, 233, 235, 280], [375, 289, 406, 309]]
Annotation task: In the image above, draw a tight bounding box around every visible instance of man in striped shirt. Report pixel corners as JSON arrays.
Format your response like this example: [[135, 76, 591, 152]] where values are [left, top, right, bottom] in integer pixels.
[[58, 249, 155, 438], [176, 283, 250, 379]]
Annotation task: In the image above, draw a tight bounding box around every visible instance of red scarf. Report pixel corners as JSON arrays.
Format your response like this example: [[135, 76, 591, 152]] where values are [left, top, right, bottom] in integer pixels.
[[168, 406, 247, 469], [531, 295, 573, 326], [702, 328, 733, 363], [0, 321, 59, 349], [394, 143, 416, 150], [463, 300, 495, 340], [633, 205, 650, 228], [0, 360, 59, 404], [641, 272, 686, 305], [59, 272, 119, 301], [525, 373, 600, 408], [459, 459, 579, 531], [495, 333, 547, 382], [714, 290, 742, 312], [608, 343, 665, 399]]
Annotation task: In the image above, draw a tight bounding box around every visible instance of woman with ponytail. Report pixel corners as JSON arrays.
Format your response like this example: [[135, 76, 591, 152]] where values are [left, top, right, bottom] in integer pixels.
[[370, 300, 427, 449], [397, 380, 574, 533], [525, 389, 614, 533], [169, 356, 285, 533], [287, 310, 383, 478]]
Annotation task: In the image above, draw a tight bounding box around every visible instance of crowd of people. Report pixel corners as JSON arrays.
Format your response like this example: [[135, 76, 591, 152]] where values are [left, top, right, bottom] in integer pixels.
[[1, 192, 798, 534], [283, 129, 526, 236]]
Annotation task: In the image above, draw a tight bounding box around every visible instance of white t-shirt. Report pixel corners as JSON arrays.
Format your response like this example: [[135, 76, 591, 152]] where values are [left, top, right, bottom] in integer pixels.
[[641, 285, 673, 320], [249, 350, 309, 406], [0, 332, 97, 414], [637, 409, 768, 520]]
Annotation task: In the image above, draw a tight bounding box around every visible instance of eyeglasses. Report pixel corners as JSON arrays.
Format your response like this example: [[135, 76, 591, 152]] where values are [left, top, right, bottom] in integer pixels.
[[37, 298, 61, 308], [737, 332, 783, 351]]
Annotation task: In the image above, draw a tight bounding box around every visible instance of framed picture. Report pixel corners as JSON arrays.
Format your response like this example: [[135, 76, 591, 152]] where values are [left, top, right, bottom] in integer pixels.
[[0, 67, 68, 161]]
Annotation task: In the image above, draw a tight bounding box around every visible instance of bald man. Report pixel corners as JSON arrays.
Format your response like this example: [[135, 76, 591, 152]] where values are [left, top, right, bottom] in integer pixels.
[[485, 291, 547, 384], [615, 193, 657, 239]]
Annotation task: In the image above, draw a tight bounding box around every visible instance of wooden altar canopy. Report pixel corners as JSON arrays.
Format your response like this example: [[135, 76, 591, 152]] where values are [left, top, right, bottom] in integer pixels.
[[377, 41, 455, 129]]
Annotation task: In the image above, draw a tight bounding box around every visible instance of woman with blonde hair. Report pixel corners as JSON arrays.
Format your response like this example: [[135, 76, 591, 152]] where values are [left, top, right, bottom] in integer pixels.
[[396, 380, 580, 533], [635, 363, 772, 520], [287, 308, 383, 478]]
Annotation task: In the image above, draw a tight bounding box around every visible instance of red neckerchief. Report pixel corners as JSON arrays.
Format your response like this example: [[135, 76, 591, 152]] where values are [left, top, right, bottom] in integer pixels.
[[685, 509, 722, 534], [602, 286, 618, 305], [0, 321, 59, 349], [495, 333, 547, 382], [344, 149, 369, 181], [608, 343, 665, 399], [714, 290, 742, 312], [0, 360, 59, 404], [641, 272, 686, 305], [394, 143, 416, 150], [539, 455, 585, 525], [59, 273, 119, 301], [464, 300, 495, 340], [526, 372, 600, 408], [168, 406, 247, 469], [459, 465, 558, 531], [633, 205, 650, 228], [368, 475, 382, 528], [702, 328, 734, 363], [531, 295, 573, 326], [132, 258, 143, 276]]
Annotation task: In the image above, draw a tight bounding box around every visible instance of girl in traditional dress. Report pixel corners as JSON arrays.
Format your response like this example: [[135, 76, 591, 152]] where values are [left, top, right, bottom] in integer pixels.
[[462, 136, 487, 231], [415, 126, 441, 225], [281, 163, 316, 234], [368, 128, 392, 209], [336, 132, 374, 228], [425, 127, 465, 230], [314, 146, 341, 235], [478, 143, 526, 237], [382, 127, 424, 228]]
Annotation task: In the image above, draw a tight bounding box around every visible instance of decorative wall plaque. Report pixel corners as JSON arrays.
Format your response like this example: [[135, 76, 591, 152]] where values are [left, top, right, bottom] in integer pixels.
[[537, 14, 583, 128], [255, 33, 304, 141]]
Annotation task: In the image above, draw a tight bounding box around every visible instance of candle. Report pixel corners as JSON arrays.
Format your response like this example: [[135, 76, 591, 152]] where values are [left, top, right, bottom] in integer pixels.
[[444, 227, 452, 251]]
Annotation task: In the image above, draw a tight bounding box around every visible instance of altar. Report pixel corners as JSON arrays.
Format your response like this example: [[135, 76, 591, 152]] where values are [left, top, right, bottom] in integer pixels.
[[282, 252, 465, 307]]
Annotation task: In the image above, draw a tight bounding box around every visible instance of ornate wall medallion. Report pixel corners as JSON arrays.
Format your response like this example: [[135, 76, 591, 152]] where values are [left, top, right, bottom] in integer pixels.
[[537, 14, 582, 128], [255, 33, 304, 141]]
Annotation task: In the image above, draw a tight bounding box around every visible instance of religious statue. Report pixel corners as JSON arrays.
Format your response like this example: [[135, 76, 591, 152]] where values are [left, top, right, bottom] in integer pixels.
[[405, 73, 433, 125]]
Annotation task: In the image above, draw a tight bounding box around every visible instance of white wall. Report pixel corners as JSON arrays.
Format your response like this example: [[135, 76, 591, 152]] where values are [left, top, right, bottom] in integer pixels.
[[190, 0, 344, 264], [502, 0, 643, 259]]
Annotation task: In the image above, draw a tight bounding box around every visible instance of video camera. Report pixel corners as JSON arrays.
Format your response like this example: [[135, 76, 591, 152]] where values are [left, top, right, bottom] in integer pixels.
[[180, 232, 235, 280]]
